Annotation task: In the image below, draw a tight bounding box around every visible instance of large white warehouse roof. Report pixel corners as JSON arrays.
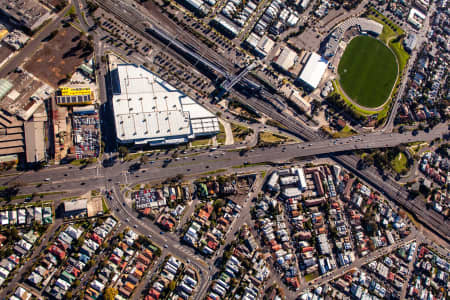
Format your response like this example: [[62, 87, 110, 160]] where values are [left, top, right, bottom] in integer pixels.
[[297, 52, 328, 90], [111, 64, 219, 145]]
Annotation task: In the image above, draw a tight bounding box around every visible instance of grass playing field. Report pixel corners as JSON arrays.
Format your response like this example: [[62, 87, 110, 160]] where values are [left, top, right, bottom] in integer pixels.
[[338, 36, 398, 108]]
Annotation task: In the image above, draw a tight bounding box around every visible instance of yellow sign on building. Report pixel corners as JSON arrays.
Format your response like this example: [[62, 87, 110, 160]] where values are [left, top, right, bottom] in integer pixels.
[[0, 29, 8, 41], [59, 87, 91, 96]]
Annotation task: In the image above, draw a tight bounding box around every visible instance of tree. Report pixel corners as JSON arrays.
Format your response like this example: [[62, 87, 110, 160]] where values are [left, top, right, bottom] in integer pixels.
[[104, 287, 118, 300], [169, 280, 176, 291], [68, 8, 76, 21], [73, 279, 81, 287], [65, 291, 73, 299], [86, 1, 99, 12], [7, 227, 19, 241], [118, 146, 128, 158], [47, 30, 59, 40], [213, 199, 225, 211]]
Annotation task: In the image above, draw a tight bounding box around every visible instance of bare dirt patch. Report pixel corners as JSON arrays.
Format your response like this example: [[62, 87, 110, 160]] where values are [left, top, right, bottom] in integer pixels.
[[24, 25, 93, 87], [0, 43, 13, 65]]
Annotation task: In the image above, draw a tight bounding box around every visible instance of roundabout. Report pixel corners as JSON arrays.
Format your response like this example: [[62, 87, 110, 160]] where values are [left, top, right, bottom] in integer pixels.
[[337, 35, 398, 109]]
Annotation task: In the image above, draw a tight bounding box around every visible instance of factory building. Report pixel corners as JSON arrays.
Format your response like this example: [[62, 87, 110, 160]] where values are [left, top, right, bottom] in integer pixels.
[[0, 0, 51, 32]]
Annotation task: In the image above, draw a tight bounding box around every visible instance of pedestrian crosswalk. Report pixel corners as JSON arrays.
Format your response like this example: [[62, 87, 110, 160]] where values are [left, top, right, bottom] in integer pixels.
[[172, 243, 192, 255]]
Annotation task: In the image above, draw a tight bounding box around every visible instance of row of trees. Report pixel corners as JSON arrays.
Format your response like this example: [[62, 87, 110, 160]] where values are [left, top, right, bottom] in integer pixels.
[[325, 93, 368, 123]]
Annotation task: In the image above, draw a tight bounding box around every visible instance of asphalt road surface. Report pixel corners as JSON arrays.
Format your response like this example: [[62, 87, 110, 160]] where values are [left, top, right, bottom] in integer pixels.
[[1, 123, 448, 241]]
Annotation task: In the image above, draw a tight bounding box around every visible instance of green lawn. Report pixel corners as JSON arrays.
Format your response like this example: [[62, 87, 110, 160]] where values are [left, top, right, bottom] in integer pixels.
[[304, 272, 319, 282], [367, 12, 402, 44], [374, 18, 397, 43], [338, 36, 398, 108], [332, 125, 357, 138], [391, 152, 408, 173], [190, 137, 212, 147], [257, 131, 293, 146], [389, 39, 410, 72], [231, 123, 253, 143], [102, 197, 109, 213], [216, 123, 226, 144]]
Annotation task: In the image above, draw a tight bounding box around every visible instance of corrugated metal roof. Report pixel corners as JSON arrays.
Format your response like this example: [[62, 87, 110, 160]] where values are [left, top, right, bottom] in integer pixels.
[[0, 79, 13, 100]]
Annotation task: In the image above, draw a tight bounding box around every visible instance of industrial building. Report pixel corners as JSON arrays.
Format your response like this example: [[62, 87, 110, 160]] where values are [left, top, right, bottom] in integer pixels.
[[24, 120, 45, 163], [403, 33, 418, 53], [0, 109, 24, 160], [408, 8, 426, 29], [297, 52, 328, 91], [212, 16, 240, 38], [273, 47, 298, 74], [179, 0, 210, 16], [245, 33, 275, 57], [0, 71, 49, 163], [111, 64, 219, 146], [0, 0, 51, 32]]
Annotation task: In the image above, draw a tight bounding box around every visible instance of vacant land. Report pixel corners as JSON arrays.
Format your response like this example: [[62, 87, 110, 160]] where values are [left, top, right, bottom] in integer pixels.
[[332, 125, 357, 138], [391, 152, 408, 173], [191, 137, 212, 147], [0, 44, 13, 65], [216, 123, 226, 144], [338, 36, 398, 108], [24, 25, 92, 87], [231, 123, 254, 143], [257, 131, 293, 147]]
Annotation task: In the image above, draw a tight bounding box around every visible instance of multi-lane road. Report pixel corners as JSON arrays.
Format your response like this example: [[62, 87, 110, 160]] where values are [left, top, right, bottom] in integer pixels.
[[1, 123, 445, 188], [1, 122, 448, 239]]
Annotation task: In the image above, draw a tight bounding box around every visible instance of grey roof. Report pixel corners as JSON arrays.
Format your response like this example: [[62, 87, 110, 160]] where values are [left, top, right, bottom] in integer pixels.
[[64, 199, 87, 212]]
